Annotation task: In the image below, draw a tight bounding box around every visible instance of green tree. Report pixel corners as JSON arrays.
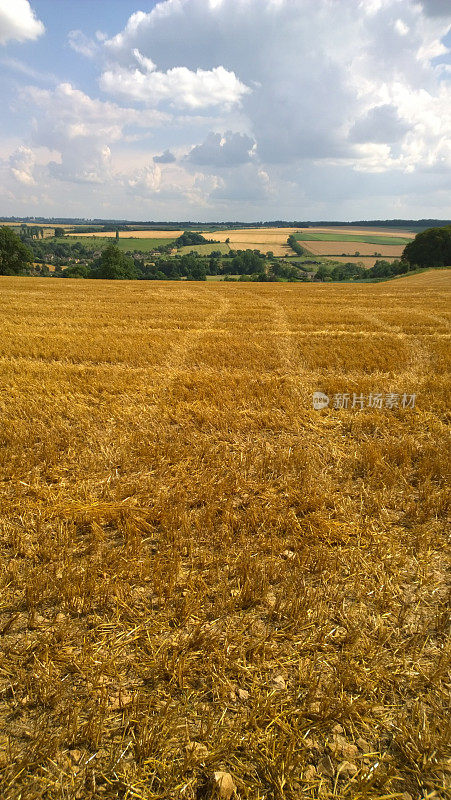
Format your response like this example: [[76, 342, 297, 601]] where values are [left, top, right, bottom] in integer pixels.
[[54, 227, 65, 238], [0, 226, 33, 275], [315, 265, 331, 282], [63, 264, 90, 278], [403, 226, 451, 268], [92, 243, 138, 279]]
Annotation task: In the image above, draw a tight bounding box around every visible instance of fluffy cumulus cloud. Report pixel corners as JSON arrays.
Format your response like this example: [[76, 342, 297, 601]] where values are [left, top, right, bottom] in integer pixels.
[[20, 82, 168, 184], [0, 0, 44, 45], [100, 49, 250, 110], [9, 145, 36, 185], [1, 0, 450, 218], [98, 0, 451, 176]]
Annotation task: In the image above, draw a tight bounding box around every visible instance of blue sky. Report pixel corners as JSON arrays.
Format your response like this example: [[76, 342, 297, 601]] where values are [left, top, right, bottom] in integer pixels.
[[0, 0, 450, 221]]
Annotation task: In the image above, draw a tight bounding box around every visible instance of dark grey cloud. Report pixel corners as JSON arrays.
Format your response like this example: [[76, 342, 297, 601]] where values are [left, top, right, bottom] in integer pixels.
[[210, 164, 270, 201], [186, 131, 255, 166], [420, 0, 451, 17], [349, 105, 411, 144], [153, 149, 176, 163]]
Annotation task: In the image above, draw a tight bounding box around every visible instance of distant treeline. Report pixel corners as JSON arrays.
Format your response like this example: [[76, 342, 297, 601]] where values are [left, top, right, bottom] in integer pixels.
[[2, 217, 450, 229]]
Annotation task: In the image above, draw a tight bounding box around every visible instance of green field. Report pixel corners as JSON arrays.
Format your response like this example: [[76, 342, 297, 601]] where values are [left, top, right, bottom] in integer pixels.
[[294, 232, 411, 245], [178, 242, 230, 256], [64, 236, 177, 252]]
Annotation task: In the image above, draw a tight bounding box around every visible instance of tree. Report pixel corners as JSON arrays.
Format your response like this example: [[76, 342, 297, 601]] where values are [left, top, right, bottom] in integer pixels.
[[63, 264, 90, 278], [0, 226, 33, 275], [54, 227, 65, 238], [315, 265, 331, 281], [91, 243, 138, 279], [287, 234, 304, 256], [403, 226, 451, 268]]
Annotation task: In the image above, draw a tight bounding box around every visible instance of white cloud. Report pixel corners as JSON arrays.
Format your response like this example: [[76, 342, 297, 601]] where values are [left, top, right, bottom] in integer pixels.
[[394, 18, 409, 35], [1, 0, 451, 219], [98, 0, 451, 173], [68, 30, 99, 59], [128, 163, 161, 193], [0, 0, 44, 45], [0, 55, 56, 84], [9, 145, 36, 185], [21, 82, 169, 184], [100, 50, 250, 110]]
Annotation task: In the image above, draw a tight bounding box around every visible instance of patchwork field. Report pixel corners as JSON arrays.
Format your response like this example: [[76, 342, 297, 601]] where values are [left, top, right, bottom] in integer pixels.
[[297, 227, 416, 239], [294, 233, 411, 246], [0, 273, 450, 800], [298, 240, 406, 257], [211, 227, 300, 255]]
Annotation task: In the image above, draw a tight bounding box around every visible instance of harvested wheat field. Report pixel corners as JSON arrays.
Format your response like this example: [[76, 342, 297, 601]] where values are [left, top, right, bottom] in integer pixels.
[[0, 272, 450, 800], [211, 228, 299, 255], [297, 240, 406, 257]]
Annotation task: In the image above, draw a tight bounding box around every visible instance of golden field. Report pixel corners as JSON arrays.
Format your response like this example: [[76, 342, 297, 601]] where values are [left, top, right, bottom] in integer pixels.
[[0, 273, 450, 800]]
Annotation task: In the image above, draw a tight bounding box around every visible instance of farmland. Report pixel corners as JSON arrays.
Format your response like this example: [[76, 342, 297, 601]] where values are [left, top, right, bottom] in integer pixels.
[[211, 227, 300, 255], [291, 229, 412, 259], [0, 272, 449, 799], [66, 230, 183, 239], [24, 224, 419, 264], [297, 240, 406, 257], [178, 242, 230, 255], [65, 236, 178, 252], [293, 232, 411, 245]]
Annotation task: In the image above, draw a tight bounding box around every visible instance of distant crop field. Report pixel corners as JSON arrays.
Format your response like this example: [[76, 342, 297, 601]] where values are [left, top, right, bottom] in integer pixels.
[[294, 231, 411, 245], [299, 226, 416, 238], [211, 227, 300, 255], [298, 240, 406, 257], [0, 271, 449, 799], [66, 235, 177, 252], [178, 242, 230, 255]]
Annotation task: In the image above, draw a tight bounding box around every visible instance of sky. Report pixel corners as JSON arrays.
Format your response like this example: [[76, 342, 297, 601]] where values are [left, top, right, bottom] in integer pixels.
[[0, 0, 450, 222]]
